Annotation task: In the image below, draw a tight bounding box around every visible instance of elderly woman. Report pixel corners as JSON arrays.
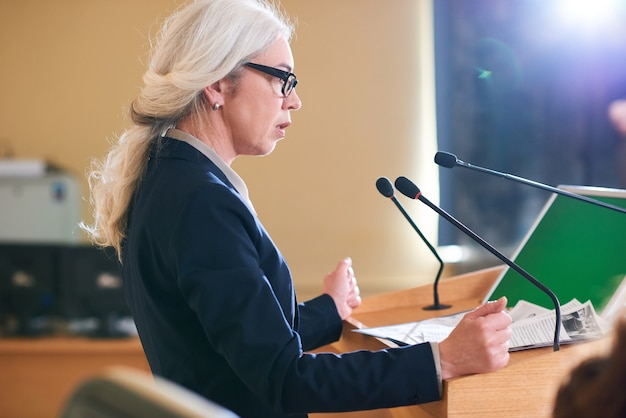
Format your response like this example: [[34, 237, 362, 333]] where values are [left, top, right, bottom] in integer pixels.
[[82, 1, 511, 417]]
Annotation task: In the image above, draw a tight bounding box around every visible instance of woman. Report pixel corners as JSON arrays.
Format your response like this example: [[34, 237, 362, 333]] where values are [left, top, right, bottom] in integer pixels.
[[83, 1, 511, 417]]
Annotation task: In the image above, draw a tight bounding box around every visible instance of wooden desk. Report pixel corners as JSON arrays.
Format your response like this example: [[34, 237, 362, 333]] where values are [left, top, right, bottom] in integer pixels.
[[0, 337, 149, 418], [311, 266, 612, 418]]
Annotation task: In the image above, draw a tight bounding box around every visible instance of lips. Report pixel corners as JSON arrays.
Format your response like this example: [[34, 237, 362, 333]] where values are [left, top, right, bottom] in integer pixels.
[[276, 121, 291, 137]]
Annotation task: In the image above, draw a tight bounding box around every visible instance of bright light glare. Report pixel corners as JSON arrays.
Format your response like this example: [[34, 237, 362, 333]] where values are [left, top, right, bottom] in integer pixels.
[[438, 245, 465, 263], [555, 0, 620, 28]]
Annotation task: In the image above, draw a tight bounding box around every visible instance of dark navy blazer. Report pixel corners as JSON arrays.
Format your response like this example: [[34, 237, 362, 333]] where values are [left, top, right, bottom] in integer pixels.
[[122, 137, 440, 417]]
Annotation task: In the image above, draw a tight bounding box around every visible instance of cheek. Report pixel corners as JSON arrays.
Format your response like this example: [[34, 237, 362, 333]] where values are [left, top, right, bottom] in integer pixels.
[[244, 104, 280, 138], [225, 88, 283, 148], [229, 111, 277, 154], [239, 109, 274, 139]]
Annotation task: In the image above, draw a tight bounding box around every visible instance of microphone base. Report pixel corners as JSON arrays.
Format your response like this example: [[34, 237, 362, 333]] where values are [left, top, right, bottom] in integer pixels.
[[423, 303, 452, 311]]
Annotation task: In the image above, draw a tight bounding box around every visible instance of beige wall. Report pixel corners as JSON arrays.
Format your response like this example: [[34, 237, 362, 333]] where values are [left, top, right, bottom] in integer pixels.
[[0, 0, 441, 299]]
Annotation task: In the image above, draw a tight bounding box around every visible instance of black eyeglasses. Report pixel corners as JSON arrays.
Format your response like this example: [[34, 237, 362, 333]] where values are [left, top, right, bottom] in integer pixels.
[[244, 62, 298, 98]]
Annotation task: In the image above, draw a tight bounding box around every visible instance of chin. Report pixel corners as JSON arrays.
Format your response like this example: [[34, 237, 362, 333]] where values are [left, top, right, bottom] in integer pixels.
[[262, 138, 282, 156], [261, 145, 278, 156]]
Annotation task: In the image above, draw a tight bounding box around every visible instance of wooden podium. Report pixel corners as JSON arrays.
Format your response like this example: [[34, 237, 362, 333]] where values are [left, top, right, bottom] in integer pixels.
[[311, 266, 612, 418]]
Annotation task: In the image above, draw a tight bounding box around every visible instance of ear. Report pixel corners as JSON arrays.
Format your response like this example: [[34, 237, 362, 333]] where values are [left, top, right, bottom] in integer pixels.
[[203, 79, 227, 108]]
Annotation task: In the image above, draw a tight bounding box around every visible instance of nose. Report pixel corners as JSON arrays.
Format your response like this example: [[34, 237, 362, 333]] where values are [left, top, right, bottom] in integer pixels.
[[284, 89, 302, 111]]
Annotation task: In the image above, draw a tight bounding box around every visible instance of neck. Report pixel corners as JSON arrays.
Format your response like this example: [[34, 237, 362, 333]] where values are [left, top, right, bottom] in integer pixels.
[[175, 117, 236, 165]]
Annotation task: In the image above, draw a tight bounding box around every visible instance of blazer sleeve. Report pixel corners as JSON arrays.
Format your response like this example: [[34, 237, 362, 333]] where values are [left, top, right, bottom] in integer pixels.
[[297, 294, 343, 351]]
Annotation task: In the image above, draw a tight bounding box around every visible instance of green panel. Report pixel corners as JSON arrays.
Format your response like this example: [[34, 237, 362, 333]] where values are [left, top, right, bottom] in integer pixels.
[[489, 188, 626, 310]]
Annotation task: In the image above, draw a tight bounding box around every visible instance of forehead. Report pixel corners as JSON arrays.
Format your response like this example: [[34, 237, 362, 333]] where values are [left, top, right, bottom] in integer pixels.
[[255, 36, 294, 70]]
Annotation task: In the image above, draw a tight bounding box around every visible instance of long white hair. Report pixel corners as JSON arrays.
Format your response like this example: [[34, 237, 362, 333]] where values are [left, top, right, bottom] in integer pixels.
[[82, 0, 293, 259]]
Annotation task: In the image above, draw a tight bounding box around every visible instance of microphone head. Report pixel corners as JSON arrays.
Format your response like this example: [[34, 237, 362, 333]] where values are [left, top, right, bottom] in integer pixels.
[[375, 177, 395, 198], [394, 176, 421, 199], [434, 151, 458, 169]]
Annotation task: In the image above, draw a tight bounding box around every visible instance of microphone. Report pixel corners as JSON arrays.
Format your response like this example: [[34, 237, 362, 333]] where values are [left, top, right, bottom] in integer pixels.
[[394, 176, 562, 351], [375, 177, 450, 310], [434, 151, 626, 215]]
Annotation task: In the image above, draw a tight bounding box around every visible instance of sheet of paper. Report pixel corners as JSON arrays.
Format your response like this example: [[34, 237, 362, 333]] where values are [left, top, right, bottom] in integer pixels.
[[353, 299, 608, 350]]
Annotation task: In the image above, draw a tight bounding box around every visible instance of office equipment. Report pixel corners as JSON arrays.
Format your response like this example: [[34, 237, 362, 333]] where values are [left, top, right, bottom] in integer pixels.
[[485, 185, 626, 313], [0, 244, 59, 336], [0, 173, 81, 243], [0, 243, 134, 338], [0, 159, 52, 177], [59, 245, 134, 338]]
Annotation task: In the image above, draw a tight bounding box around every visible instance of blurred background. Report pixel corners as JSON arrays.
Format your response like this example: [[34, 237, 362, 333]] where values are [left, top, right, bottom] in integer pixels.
[[436, 0, 626, 259]]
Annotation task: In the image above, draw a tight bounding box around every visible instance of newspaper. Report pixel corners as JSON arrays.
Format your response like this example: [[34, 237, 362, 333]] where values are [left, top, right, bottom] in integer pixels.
[[354, 299, 610, 351]]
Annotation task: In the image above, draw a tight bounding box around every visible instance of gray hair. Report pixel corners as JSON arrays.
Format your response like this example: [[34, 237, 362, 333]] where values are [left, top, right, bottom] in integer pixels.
[[82, 0, 294, 258]]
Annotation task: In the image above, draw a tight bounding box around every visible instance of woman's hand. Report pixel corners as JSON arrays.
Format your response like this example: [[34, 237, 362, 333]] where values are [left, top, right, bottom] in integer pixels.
[[438, 297, 512, 379], [322, 257, 362, 320]]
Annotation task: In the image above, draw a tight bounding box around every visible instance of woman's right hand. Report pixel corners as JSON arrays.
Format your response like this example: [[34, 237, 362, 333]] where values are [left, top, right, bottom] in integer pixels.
[[438, 296, 512, 379]]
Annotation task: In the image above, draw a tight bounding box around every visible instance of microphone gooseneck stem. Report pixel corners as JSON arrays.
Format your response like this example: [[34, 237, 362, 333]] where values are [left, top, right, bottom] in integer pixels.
[[416, 191, 561, 351], [457, 159, 626, 215], [376, 176, 450, 310], [389, 196, 447, 310]]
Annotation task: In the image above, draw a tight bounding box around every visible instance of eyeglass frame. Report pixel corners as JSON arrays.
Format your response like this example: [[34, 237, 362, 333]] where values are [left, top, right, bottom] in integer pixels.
[[244, 62, 298, 98]]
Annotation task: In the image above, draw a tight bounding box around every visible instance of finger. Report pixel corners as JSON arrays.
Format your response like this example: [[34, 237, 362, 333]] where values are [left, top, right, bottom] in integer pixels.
[[342, 257, 352, 269], [486, 322, 513, 344], [485, 340, 510, 368], [348, 283, 361, 299], [477, 307, 512, 331], [494, 328, 512, 345], [491, 311, 513, 330], [493, 349, 510, 369], [347, 266, 354, 279], [467, 296, 508, 319], [349, 276, 357, 288], [333, 258, 351, 278], [348, 294, 362, 308]]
